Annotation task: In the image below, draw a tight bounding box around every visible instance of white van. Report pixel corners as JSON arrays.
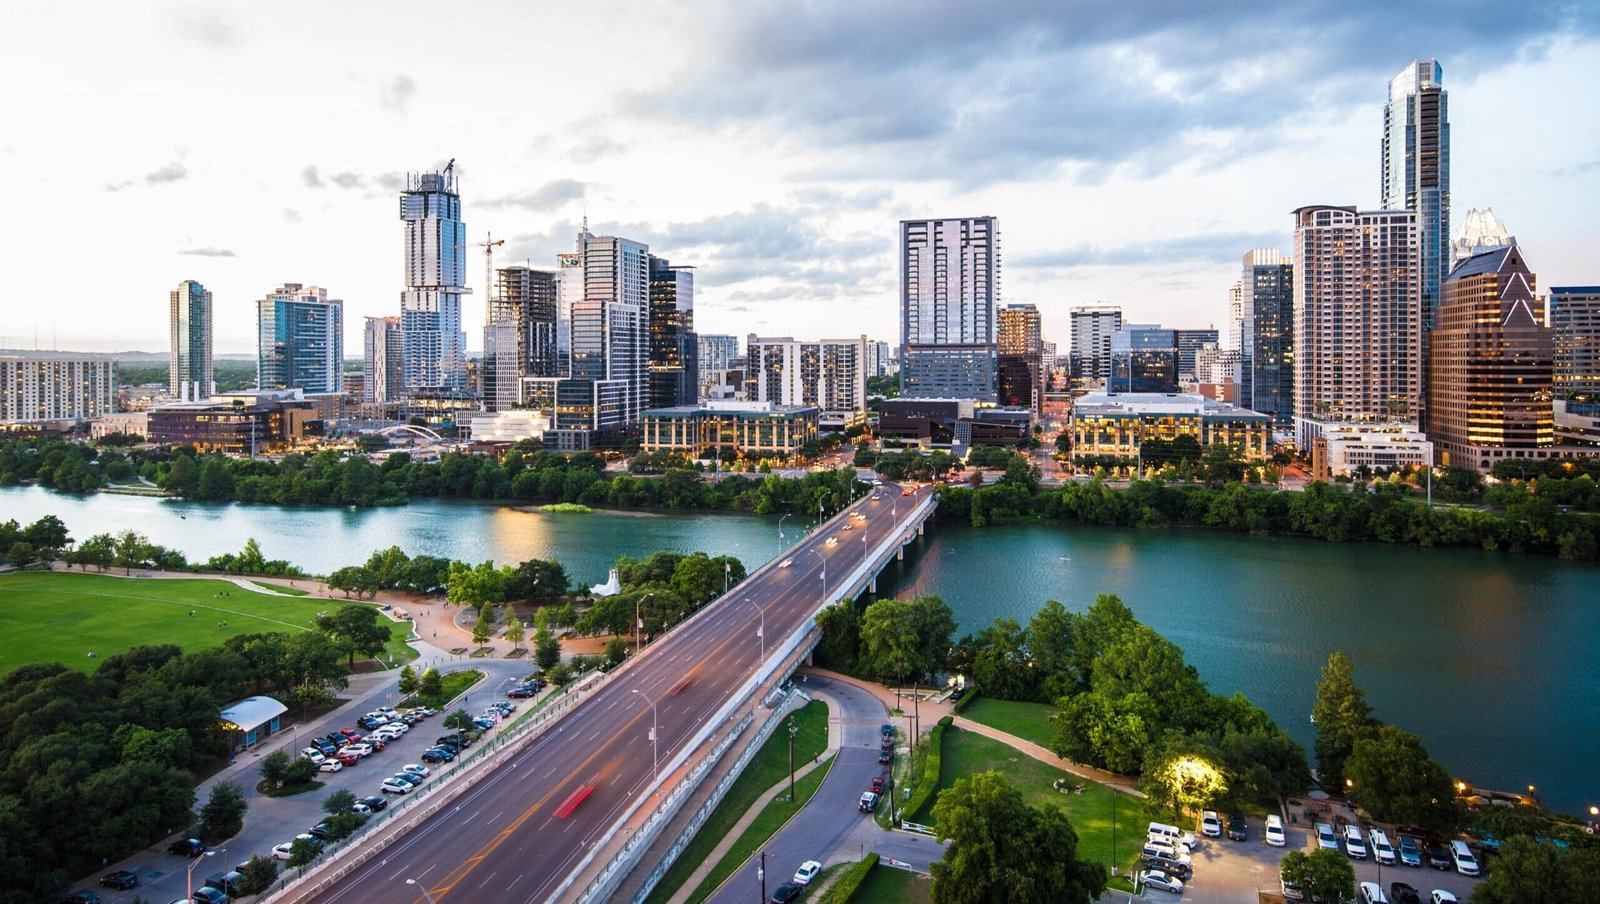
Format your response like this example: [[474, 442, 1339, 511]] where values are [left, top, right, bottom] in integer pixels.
[[1264, 814, 1286, 847], [1147, 821, 1196, 849], [1141, 841, 1193, 868], [1343, 824, 1368, 859], [1449, 839, 1480, 876], [1368, 828, 1396, 865]]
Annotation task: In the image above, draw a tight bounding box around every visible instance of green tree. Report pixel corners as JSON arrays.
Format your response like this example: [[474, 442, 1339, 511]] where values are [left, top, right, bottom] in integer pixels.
[[419, 667, 442, 699], [161, 454, 201, 497], [504, 614, 526, 653], [314, 605, 392, 667], [930, 770, 1106, 904], [238, 855, 279, 895], [198, 780, 247, 841], [287, 835, 321, 867], [397, 665, 419, 696], [1345, 725, 1460, 833], [860, 598, 918, 690], [472, 608, 493, 646], [534, 625, 562, 672], [1472, 836, 1600, 904], [1279, 849, 1355, 904], [503, 557, 570, 602], [443, 709, 473, 731], [604, 636, 629, 667], [322, 789, 356, 816], [447, 559, 511, 610], [1142, 751, 1229, 821], [197, 458, 236, 501], [259, 750, 291, 788], [1312, 651, 1376, 791]]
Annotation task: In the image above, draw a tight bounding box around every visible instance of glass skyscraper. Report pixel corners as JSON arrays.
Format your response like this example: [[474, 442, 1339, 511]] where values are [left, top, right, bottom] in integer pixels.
[[1382, 59, 1449, 324], [400, 162, 468, 396], [169, 279, 212, 401], [648, 256, 697, 410], [899, 217, 998, 401], [257, 283, 343, 393]]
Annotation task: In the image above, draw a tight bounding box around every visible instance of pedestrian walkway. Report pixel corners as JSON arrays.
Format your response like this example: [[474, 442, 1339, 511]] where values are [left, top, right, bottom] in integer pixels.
[[950, 717, 1145, 797]]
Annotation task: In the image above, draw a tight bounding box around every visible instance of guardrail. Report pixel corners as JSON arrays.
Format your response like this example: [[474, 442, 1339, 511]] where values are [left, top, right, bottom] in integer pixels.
[[899, 820, 936, 836]]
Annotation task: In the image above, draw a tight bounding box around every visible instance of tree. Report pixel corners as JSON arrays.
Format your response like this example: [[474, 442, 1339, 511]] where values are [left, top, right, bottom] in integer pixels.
[[930, 770, 1106, 904], [322, 789, 356, 816], [472, 608, 494, 647], [198, 781, 247, 842], [238, 855, 279, 895], [1344, 725, 1460, 833], [315, 605, 392, 667], [1311, 651, 1376, 791], [534, 624, 562, 672], [504, 614, 526, 653], [397, 665, 419, 696], [503, 557, 570, 602], [1472, 836, 1600, 904], [419, 667, 442, 699], [287, 835, 321, 867], [860, 598, 918, 690], [604, 636, 629, 666], [447, 560, 511, 610], [444, 709, 474, 731], [1280, 849, 1355, 904], [260, 750, 291, 788], [1142, 751, 1228, 821]]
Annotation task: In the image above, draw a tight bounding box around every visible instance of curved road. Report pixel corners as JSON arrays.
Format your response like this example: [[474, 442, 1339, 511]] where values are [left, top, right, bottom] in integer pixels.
[[308, 484, 931, 904]]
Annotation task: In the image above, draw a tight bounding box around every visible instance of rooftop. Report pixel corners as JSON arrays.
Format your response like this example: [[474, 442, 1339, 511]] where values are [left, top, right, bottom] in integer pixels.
[[219, 695, 287, 731], [1073, 392, 1267, 418]]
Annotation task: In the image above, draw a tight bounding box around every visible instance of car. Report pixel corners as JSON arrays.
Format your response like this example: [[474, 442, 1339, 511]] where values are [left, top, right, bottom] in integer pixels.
[[1140, 870, 1185, 894], [300, 747, 326, 764], [1316, 822, 1340, 851], [357, 716, 382, 730], [1448, 839, 1480, 876], [311, 739, 338, 756], [100, 870, 139, 890], [769, 882, 802, 904], [858, 791, 879, 812], [1423, 838, 1452, 870], [351, 801, 372, 814], [792, 860, 822, 885], [869, 776, 885, 794], [366, 736, 388, 752], [1345, 824, 1369, 859], [415, 706, 437, 717], [403, 763, 431, 778], [359, 794, 388, 812], [205, 870, 246, 898], [272, 835, 318, 860], [421, 747, 454, 763], [389, 772, 422, 788], [902, 487, 912, 496], [1201, 810, 1223, 837], [877, 748, 892, 765], [1141, 842, 1192, 869], [507, 686, 538, 698], [471, 718, 495, 731], [318, 759, 343, 773], [1429, 892, 1458, 904], [168, 838, 207, 857], [1265, 814, 1287, 847], [841, 522, 853, 531], [342, 743, 373, 758], [62, 892, 100, 904], [1281, 875, 1305, 900], [438, 733, 471, 748], [307, 822, 333, 839], [1398, 834, 1423, 867], [1143, 857, 1190, 880], [336, 752, 360, 766], [380, 778, 413, 794], [190, 886, 228, 904], [1370, 828, 1397, 865], [1388, 882, 1422, 904], [1226, 812, 1247, 841], [372, 725, 403, 740], [339, 728, 362, 740], [1359, 881, 1390, 904], [493, 701, 516, 714], [778, 558, 793, 568], [362, 711, 389, 724]]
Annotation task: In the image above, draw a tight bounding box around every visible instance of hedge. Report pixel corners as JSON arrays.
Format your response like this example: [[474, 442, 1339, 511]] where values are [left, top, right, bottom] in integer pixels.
[[902, 715, 953, 823], [817, 853, 878, 904], [951, 687, 978, 712]]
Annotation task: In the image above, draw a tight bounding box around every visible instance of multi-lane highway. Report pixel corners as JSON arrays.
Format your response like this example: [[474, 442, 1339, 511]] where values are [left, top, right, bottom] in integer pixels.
[[307, 482, 930, 904]]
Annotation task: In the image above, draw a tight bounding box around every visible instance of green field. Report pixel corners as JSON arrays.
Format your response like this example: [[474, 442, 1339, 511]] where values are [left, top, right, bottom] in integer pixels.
[[0, 571, 415, 675], [848, 865, 933, 904], [958, 697, 1056, 749], [920, 726, 1139, 870]]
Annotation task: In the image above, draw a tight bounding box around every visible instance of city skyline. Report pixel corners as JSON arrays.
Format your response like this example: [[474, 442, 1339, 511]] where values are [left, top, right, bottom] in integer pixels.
[[3, 3, 1595, 356]]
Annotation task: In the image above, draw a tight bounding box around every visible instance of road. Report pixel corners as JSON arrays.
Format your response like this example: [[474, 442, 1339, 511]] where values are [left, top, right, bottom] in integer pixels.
[[308, 483, 930, 904]]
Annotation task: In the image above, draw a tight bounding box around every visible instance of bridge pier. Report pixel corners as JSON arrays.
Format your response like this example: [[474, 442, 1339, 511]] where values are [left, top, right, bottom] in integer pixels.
[[916, 522, 924, 537], [896, 547, 904, 561], [869, 575, 877, 593]]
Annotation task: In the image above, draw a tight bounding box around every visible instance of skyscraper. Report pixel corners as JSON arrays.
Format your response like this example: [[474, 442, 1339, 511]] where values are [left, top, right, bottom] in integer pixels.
[[1069, 305, 1122, 387], [363, 316, 403, 408], [746, 335, 870, 425], [400, 162, 468, 396], [997, 303, 1043, 410], [1174, 328, 1220, 383], [169, 279, 212, 402], [481, 266, 560, 412], [1109, 325, 1178, 393], [1382, 59, 1450, 324], [257, 283, 343, 394], [1427, 242, 1552, 472], [899, 217, 998, 401], [1241, 250, 1294, 425], [648, 256, 697, 410], [1550, 286, 1600, 402], [697, 334, 739, 385], [1452, 208, 1512, 270], [0, 356, 115, 423], [1292, 205, 1422, 447]]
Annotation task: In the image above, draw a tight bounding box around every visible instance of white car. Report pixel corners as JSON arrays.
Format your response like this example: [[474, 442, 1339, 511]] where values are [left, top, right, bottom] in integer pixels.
[[1264, 814, 1286, 847], [792, 860, 822, 885], [350, 801, 372, 814], [402, 763, 431, 778], [1369, 827, 1396, 864], [1344, 824, 1369, 859], [1359, 881, 1389, 904], [318, 759, 343, 773], [1430, 892, 1458, 904], [778, 558, 793, 568], [272, 834, 318, 860], [380, 778, 413, 794], [1201, 810, 1222, 837], [342, 743, 374, 758], [1140, 870, 1185, 894], [300, 748, 325, 765], [1316, 822, 1340, 851]]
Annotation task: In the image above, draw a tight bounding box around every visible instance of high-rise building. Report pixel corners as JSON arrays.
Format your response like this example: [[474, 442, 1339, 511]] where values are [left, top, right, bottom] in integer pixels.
[[1292, 205, 1422, 447], [1174, 328, 1220, 384], [169, 280, 212, 401], [698, 334, 739, 385], [257, 283, 343, 394], [481, 266, 560, 412], [1382, 59, 1450, 324], [746, 335, 870, 426], [997, 303, 1043, 410], [0, 356, 116, 422], [1242, 250, 1295, 425], [400, 162, 468, 396], [1550, 286, 1600, 402], [481, 321, 521, 413], [1109, 326, 1178, 394], [648, 256, 697, 410], [570, 230, 650, 426], [868, 340, 893, 377], [1452, 208, 1512, 270], [899, 217, 999, 401], [362, 316, 403, 408], [1069, 305, 1123, 386], [1226, 281, 1244, 353], [1427, 243, 1552, 472]]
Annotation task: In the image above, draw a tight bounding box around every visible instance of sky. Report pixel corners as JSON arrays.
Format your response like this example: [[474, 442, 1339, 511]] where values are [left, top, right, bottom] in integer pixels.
[[2, 1, 1596, 357]]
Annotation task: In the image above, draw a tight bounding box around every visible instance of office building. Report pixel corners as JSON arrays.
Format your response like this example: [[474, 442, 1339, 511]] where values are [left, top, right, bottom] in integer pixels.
[[1311, 423, 1434, 479], [899, 217, 999, 401], [1226, 281, 1244, 354], [1067, 392, 1271, 466], [148, 390, 321, 453], [1242, 250, 1295, 424], [362, 316, 403, 409], [1427, 243, 1553, 472], [746, 335, 870, 427], [481, 320, 522, 412], [1550, 286, 1600, 402], [486, 266, 560, 391], [1110, 325, 1179, 394], [1382, 59, 1450, 323], [1452, 208, 1512, 270], [169, 280, 212, 401], [1070, 305, 1123, 386], [1192, 344, 1242, 404], [561, 229, 651, 431], [868, 340, 893, 377], [257, 283, 343, 394], [640, 400, 819, 459], [400, 162, 468, 396], [648, 256, 697, 410], [1174, 328, 1219, 383], [877, 398, 1031, 449], [997, 303, 1043, 410], [523, 376, 629, 438], [1292, 205, 1422, 447], [0, 356, 116, 423], [698, 334, 739, 386]]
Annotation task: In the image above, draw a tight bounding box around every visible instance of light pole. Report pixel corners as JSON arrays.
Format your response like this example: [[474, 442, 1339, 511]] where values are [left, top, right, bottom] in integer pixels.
[[635, 592, 652, 655], [759, 850, 767, 903], [747, 598, 767, 662], [777, 513, 791, 553], [807, 548, 827, 602], [186, 848, 220, 902], [406, 878, 440, 904], [786, 714, 798, 802], [632, 688, 660, 778]]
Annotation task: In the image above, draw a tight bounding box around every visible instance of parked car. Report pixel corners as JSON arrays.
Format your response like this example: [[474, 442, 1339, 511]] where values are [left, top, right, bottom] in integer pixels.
[[380, 778, 414, 794], [339, 728, 362, 740], [359, 794, 388, 812], [877, 749, 892, 765], [1370, 828, 1397, 865], [100, 870, 139, 890], [421, 747, 454, 763], [438, 734, 471, 748], [62, 892, 100, 904], [1316, 822, 1340, 851], [1448, 839, 1480, 877], [357, 716, 382, 731], [471, 718, 495, 732], [1423, 838, 1452, 870], [342, 743, 374, 758], [336, 752, 360, 767], [190, 888, 228, 904], [1201, 810, 1223, 837], [1141, 842, 1192, 870], [318, 759, 343, 773], [1345, 824, 1369, 859], [1227, 812, 1248, 841], [1140, 870, 1185, 894], [205, 871, 246, 898], [307, 822, 333, 839], [168, 838, 207, 857], [1264, 814, 1286, 847], [300, 747, 326, 765], [768, 882, 802, 903], [311, 739, 337, 756], [869, 776, 885, 794], [792, 860, 822, 885], [403, 763, 431, 778], [388, 772, 422, 788], [272, 835, 318, 860], [1143, 857, 1190, 880], [1388, 882, 1422, 904], [507, 686, 538, 698], [1359, 881, 1390, 904], [1397, 834, 1423, 867], [351, 801, 372, 815], [1429, 892, 1458, 904], [858, 791, 879, 812]]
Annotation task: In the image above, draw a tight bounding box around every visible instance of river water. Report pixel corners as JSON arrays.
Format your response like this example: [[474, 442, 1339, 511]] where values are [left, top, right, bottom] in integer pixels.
[[4, 486, 1596, 814]]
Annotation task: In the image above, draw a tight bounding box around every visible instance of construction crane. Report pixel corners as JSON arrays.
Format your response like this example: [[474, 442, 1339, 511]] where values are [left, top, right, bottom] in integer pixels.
[[457, 232, 505, 310]]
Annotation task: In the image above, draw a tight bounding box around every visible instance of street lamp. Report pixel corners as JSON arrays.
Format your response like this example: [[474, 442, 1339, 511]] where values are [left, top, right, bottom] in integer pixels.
[[786, 715, 798, 802], [806, 548, 827, 601], [187, 848, 221, 902], [635, 592, 653, 656], [777, 513, 791, 553], [406, 878, 440, 904], [632, 688, 660, 778], [747, 597, 767, 662]]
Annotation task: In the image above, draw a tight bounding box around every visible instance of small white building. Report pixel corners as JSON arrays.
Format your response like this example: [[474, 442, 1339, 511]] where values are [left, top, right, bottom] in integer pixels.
[[219, 695, 287, 751], [465, 410, 551, 443], [1312, 423, 1434, 479], [91, 411, 150, 439]]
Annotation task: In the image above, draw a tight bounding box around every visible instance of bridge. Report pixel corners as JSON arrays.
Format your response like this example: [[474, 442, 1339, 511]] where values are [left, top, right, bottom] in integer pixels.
[[282, 482, 938, 904]]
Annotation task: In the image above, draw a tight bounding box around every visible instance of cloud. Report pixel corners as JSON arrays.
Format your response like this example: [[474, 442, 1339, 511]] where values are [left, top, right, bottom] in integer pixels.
[[1013, 230, 1289, 271], [302, 165, 324, 188], [482, 179, 588, 211], [375, 172, 404, 191], [145, 162, 188, 184], [103, 181, 133, 193], [330, 172, 365, 189], [283, 208, 302, 224], [178, 247, 237, 258], [173, 6, 238, 47], [379, 75, 417, 112]]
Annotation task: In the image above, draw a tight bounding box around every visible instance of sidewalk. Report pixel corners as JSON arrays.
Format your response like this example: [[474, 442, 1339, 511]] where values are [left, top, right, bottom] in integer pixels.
[[950, 717, 1145, 796], [800, 667, 956, 734]]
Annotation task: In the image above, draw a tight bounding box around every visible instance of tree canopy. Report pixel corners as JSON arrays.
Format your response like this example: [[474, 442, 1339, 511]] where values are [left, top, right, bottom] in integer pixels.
[[930, 770, 1106, 904]]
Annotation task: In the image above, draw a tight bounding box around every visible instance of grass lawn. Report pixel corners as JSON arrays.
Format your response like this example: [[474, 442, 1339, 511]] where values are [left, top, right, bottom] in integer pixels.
[[644, 699, 830, 904], [0, 571, 413, 675], [918, 726, 1141, 871], [959, 697, 1056, 749], [251, 581, 310, 596], [418, 669, 483, 710], [687, 754, 834, 903], [848, 865, 933, 904]]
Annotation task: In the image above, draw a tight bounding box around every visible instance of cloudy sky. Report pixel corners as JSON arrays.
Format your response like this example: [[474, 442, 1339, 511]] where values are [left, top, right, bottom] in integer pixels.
[[3, 2, 1596, 356]]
